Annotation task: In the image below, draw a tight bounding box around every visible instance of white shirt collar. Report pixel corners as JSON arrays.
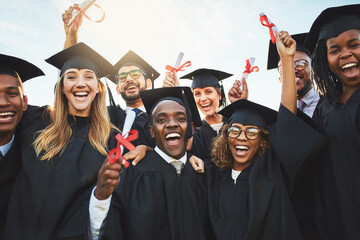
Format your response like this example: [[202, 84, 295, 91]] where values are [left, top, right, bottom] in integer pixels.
[[125, 105, 146, 114], [0, 134, 15, 157], [154, 146, 187, 165], [300, 88, 318, 106], [231, 169, 242, 184]]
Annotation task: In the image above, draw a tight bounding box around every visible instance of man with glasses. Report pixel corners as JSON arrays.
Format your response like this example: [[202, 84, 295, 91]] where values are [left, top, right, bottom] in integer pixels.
[[62, 6, 158, 148], [268, 33, 322, 118]]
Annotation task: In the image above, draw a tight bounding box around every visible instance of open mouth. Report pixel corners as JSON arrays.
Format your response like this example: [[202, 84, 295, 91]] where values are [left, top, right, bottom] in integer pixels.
[[165, 132, 182, 145], [234, 145, 249, 157], [74, 91, 89, 100], [0, 111, 15, 122], [125, 83, 139, 91], [341, 62, 359, 78], [200, 103, 212, 112]]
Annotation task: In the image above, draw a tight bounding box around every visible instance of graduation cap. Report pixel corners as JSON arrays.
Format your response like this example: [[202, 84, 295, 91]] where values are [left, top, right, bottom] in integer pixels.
[[180, 68, 232, 89], [219, 99, 277, 130], [45, 42, 114, 78], [140, 87, 202, 138], [112, 50, 160, 88], [0, 53, 44, 83], [267, 33, 311, 70], [304, 4, 360, 53]]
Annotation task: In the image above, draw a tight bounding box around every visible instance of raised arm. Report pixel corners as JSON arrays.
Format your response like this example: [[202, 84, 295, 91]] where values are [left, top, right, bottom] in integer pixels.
[[62, 4, 84, 49], [276, 31, 297, 114]]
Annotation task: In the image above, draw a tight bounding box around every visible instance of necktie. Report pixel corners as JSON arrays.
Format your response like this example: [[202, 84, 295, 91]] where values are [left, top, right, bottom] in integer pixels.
[[297, 100, 306, 111], [132, 108, 141, 120], [170, 160, 184, 176]]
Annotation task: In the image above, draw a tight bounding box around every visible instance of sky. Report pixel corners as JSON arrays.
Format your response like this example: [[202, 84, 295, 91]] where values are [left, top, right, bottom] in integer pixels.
[[1, 0, 358, 111]]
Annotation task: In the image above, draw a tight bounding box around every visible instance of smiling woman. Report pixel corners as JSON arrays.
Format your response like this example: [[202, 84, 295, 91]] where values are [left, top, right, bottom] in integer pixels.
[[3, 42, 119, 240]]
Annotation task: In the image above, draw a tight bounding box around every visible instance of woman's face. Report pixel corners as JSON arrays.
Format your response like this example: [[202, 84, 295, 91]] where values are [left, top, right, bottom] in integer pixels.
[[193, 86, 221, 117], [228, 123, 263, 171], [62, 68, 99, 117], [326, 29, 360, 91]]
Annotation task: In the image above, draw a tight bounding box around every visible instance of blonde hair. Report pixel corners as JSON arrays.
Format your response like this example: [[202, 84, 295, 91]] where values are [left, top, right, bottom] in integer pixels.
[[33, 75, 117, 161], [211, 124, 271, 170]]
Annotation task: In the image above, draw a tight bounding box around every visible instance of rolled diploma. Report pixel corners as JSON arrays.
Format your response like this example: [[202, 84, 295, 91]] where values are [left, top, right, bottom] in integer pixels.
[[173, 52, 184, 70], [68, 0, 97, 26], [241, 57, 256, 82], [259, 12, 279, 35]]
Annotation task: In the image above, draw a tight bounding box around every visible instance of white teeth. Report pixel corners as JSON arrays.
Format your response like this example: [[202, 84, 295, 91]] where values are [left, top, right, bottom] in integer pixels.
[[166, 133, 181, 139], [235, 145, 249, 150], [341, 63, 358, 69], [0, 112, 14, 117], [74, 92, 88, 96]]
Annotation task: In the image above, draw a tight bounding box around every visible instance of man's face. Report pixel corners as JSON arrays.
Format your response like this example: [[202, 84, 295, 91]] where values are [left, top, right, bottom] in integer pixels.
[[150, 100, 189, 159], [294, 51, 312, 97], [0, 74, 28, 136], [117, 65, 148, 102], [278, 51, 313, 98]]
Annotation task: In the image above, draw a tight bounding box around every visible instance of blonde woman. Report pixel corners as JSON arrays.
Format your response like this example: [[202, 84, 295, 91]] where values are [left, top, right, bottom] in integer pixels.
[[4, 43, 118, 240]]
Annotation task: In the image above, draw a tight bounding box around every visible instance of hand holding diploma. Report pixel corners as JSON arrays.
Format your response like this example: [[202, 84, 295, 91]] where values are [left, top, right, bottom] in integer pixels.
[[163, 52, 191, 87]]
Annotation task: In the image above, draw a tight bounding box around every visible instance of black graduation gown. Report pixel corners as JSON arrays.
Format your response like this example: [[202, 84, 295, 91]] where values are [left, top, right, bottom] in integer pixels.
[[207, 105, 327, 240], [99, 150, 214, 240], [194, 117, 227, 160], [0, 135, 21, 238], [310, 87, 360, 240], [3, 105, 116, 240], [108, 105, 155, 151]]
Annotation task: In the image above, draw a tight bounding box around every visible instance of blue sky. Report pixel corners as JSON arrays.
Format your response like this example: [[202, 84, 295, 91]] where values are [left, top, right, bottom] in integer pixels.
[[1, 0, 358, 110]]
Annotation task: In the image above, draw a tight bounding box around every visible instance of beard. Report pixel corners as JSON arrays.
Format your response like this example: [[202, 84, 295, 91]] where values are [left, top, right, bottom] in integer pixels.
[[120, 91, 141, 102], [297, 79, 312, 98]]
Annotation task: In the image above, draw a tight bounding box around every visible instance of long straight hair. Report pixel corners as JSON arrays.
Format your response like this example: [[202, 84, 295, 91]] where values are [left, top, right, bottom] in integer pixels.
[[33, 74, 116, 161]]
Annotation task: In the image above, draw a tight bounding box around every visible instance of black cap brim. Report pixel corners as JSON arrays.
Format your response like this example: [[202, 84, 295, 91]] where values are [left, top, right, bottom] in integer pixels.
[[267, 33, 310, 70], [111, 50, 160, 84], [45, 42, 114, 78], [219, 99, 277, 130], [0, 53, 44, 82], [305, 4, 360, 53], [140, 87, 202, 127], [180, 68, 232, 89]]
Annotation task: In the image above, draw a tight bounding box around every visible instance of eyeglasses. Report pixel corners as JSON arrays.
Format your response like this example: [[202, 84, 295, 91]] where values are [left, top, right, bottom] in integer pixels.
[[277, 59, 309, 73], [115, 69, 145, 83], [228, 126, 261, 140]]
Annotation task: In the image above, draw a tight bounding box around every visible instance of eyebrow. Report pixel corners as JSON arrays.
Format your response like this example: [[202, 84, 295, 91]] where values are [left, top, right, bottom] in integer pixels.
[[328, 38, 360, 49]]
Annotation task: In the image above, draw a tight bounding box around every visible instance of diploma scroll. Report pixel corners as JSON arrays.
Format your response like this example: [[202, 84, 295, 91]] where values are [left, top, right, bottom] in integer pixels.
[[68, 0, 97, 26]]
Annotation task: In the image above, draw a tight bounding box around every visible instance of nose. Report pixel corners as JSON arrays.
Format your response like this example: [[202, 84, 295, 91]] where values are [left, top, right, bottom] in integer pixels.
[[126, 72, 134, 82], [200, 92, 207, 101], [340, 48, 353, 59], [237, 129, 247, 140], [166, 116, 179, 128], [76, 75, 87, 87]]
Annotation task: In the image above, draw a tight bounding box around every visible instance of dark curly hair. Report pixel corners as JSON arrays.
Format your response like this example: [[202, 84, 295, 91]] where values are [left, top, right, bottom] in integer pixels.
[[211, 124, 270, 170], [312, 39, 344, 106]]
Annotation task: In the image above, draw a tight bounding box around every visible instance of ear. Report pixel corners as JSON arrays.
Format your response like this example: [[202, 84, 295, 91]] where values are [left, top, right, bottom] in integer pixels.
[[149, 125, 155, 138], [146, 78, 152, 89], [23, 95, 28, 111], [116, 85, 120, 95]]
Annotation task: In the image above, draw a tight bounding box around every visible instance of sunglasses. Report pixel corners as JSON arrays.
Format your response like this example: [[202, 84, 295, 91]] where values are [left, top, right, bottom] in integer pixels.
[[228, 126, 261, 140], [115, 69, 145, 83], [277, 59, 309, 73]]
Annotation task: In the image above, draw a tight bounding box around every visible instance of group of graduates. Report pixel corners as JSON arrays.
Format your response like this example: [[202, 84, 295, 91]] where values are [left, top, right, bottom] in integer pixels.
[[0, 3, 360, 240]]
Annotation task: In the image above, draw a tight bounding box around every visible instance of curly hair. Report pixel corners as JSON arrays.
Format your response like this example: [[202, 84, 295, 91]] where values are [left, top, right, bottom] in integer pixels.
[[312, 39, 343, 106], [211, 124, 271, 170]]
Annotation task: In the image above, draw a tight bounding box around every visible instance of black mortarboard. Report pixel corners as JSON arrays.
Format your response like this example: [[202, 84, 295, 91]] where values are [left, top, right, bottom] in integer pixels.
[[45, 42, 114, 78], [112, 50, 160, 86], [219, 99, 277, 130], [305, 4, 360, 53], [180, 68, 232, 89], [140, 87, 202, 138], [0, 53, 44, 82], [267, 33, 311, 70]]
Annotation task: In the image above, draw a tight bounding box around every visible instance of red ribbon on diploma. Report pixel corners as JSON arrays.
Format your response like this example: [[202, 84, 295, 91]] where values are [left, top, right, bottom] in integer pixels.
[[74, 4, 105, 27], [243, 59, 259, 74], [166, 61, 191, 73], [108, 130, 138, 168], [260, 15, 276, 44]]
